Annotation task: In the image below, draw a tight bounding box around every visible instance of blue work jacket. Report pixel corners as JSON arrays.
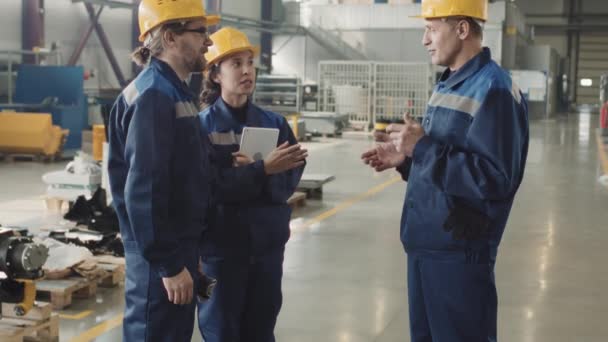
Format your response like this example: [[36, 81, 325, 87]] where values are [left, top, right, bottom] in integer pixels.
[[198, 98, 305, 258], [398, 48, 529, 259]]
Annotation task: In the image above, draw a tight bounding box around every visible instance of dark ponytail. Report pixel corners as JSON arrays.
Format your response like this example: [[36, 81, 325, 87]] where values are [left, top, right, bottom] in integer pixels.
[[131, 22, 187, 67], [131, 46, 151, 66], [200, 64, 222, 108]]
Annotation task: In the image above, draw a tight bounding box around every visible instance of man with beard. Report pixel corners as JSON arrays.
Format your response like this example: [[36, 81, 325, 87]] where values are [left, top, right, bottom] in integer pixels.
[[107, 1, 306, 341]]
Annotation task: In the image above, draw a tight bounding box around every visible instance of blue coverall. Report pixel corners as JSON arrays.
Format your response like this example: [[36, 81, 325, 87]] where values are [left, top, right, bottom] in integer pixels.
[[396, 48, 529, 342], [108, 58, 267, 342], [197, 97, 305, 342]]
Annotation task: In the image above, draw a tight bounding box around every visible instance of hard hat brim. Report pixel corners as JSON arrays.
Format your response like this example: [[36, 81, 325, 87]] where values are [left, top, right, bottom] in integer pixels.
[[138, 15, 222, 42], [204, 46, 261, 71], [204, 15, 221, 26], [408, 14, 487, 21]]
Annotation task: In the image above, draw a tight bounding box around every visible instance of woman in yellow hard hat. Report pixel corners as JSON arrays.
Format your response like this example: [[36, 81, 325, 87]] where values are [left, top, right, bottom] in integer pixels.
[[197, 27, 306, 342]]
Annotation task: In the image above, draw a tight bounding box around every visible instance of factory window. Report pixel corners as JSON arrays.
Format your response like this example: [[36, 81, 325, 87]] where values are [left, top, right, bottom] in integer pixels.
[[580, 78, 593, 87]]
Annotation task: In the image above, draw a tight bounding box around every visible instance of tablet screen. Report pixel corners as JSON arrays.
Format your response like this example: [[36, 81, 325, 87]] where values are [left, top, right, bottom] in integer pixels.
[[239, 127, 280, 161]]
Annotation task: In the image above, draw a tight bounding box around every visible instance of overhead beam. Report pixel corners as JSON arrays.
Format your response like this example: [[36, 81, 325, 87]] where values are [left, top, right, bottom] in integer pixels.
[[84, 2, 127, 86], [68, 5, 104, 65], [72, 0, 132, 9]]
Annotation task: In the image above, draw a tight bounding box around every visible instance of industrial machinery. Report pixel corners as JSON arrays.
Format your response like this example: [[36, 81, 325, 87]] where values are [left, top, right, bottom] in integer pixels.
[[0, 65, 88, 151], [300, 111, 349, 136], [302, 84, 318, 111], [0, 228, 49, 317], [254, 74, 301, 115]]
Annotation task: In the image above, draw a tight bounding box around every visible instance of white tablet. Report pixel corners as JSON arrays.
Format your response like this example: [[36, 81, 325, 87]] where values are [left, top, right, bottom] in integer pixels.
[[239, 127, 280, 161]]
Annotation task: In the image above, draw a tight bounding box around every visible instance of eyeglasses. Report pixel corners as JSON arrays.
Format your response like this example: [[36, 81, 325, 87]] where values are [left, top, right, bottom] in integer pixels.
[[179, 27, 209, 39]]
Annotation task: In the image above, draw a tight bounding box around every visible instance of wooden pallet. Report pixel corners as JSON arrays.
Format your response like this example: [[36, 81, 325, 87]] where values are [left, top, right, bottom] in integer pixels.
[[287, 192, 307, 209], [0, 153, 58, 163], [35, 277, 98, 310], [0, 130, 68, 164], [0, 302, 59, 342], [97, 262, 125, 288], [43, 197, 70, 212]]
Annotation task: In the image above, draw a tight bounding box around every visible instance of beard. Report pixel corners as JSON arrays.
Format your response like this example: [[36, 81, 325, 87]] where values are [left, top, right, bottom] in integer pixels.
[[188, 57, 204, 73], [181, 45, 206, 73]]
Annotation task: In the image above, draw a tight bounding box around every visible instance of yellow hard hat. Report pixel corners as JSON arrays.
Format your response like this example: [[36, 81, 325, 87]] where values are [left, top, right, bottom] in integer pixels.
[[415, 0, 488, 22], [204, 27, 260, 69], [138, 0, 221, 42]]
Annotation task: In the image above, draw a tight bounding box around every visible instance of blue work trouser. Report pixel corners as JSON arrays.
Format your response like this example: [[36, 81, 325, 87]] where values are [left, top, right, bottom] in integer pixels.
[[123, 240, 200, 342], [198, 251, 284, 342], [407, 249, 497, 342]]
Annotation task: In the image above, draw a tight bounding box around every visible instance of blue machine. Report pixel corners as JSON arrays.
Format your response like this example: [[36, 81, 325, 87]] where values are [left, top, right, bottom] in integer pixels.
[[0, 65, 88, 150]]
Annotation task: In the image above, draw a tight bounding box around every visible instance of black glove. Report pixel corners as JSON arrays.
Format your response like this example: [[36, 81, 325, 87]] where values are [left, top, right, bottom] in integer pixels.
[[443, 204, 493, 241], [197, 274, 217, 301]]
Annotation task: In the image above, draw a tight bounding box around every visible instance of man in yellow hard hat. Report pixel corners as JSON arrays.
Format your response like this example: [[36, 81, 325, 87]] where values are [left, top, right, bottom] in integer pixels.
[[108, 1, 306, 341], [197, 27, 306, 342], [107, 1, 221, 341], [362, 0, 529, 341]]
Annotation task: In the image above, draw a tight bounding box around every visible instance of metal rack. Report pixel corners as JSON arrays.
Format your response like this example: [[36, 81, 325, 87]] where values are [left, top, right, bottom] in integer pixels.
[[253, 75, 301, 115]]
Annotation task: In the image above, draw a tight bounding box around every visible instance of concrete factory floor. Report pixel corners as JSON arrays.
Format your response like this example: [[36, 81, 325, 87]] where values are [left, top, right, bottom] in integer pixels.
[[0, 112, 607, 342]]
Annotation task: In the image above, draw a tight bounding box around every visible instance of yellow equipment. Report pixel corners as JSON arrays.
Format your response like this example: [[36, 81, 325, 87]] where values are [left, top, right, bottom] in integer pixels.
[[0, 113, 68, 157], [138, 0, 221, 42], [204, 27, 260, 70], [415, 0, 488, 22], [92, 125, 106, 161], [374, 121, 390, 133]]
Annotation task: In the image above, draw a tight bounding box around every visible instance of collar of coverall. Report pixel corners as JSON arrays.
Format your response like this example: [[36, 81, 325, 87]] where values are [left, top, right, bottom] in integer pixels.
[[149, 57, 196, 98], [214, 96, 262, 128], [438, 47, 491, 89]]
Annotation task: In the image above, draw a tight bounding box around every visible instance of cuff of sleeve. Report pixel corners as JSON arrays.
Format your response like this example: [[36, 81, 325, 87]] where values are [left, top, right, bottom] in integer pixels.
[[396, 158, 411, 174], [153, 255, 184, 278], [253, 159, 267, 179], [413, 135, 433, 163]]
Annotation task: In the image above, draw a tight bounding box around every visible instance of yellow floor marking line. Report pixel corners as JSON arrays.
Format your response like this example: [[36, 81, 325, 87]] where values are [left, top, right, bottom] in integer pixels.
[[68, 175, 402, 341], [69, 313, 124, 342], [297, 175, 402, 230], [59, 310, 93, 320]]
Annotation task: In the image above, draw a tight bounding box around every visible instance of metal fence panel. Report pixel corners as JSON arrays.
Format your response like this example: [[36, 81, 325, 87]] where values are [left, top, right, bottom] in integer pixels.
[[373, 62, 431, 123], [318, 61, 373, 128], [318, 61, 432, 129]]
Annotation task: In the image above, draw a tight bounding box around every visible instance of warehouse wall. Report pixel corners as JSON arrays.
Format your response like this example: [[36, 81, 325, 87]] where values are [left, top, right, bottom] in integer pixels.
[[516, 0, 608, 106], [581, 0, 608, 12], [275, 2, 506, 84], [222, 0, 263, 61], [516, 0, 566, 16], [0, 0, 21, 54], [273, 35, 340, 83]]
